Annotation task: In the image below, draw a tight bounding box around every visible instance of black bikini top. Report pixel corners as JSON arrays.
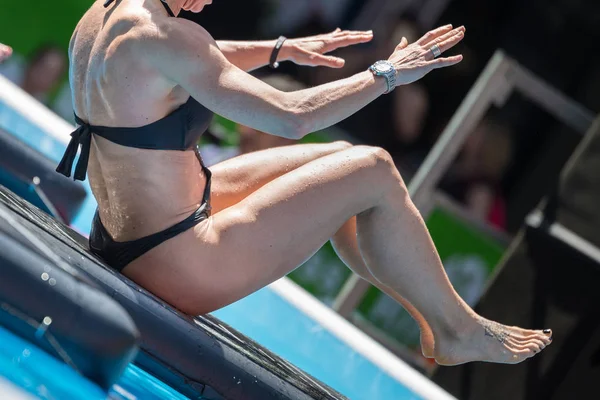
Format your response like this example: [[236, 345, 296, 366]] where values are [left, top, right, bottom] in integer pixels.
[[56, 0, 214, 181]]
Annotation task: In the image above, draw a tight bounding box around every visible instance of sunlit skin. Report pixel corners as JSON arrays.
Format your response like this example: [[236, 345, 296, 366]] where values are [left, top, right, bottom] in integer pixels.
[[172, 0, 211, 14], [70, 0, 552, 365]]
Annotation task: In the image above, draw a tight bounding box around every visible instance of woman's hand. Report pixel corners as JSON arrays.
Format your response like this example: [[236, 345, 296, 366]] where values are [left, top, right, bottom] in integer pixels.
[[0, 43, 12, 63], [280, 29, 374, 69], [389, 25, 465, 86]]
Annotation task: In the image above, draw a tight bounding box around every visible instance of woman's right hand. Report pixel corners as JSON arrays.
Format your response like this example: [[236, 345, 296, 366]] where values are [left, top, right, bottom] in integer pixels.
[[0, 43, 12, 63], [388, 25, 465, 86]]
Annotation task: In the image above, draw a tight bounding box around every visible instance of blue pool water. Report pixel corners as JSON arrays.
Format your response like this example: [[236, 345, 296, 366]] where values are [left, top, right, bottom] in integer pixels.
[[214, 290, 421, 400], [0, 325, 189, 400], [0, 96, 433, 399]]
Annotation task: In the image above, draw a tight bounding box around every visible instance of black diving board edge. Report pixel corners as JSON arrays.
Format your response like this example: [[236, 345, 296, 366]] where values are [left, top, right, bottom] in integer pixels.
[[0, 204, 139, 391], [0, 185, 347, 400]]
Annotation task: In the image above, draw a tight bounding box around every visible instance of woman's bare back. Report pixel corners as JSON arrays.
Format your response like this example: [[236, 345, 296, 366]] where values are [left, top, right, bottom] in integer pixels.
[[70, 0, 207, 241]]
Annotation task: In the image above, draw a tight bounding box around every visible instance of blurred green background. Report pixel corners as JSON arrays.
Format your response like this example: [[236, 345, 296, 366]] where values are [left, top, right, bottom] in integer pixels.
[[0, 1, 92, 55]]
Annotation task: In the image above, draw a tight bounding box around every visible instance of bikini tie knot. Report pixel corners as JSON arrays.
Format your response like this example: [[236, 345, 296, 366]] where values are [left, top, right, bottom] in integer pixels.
[[55, 117, 92, 182]]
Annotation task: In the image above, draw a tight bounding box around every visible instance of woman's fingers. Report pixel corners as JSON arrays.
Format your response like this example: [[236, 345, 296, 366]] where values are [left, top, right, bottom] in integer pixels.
[[324, 31, 374, 51], [423, 26, 465, 49], [305, 51, 346, 68], [387, 23, 464, 85], [416, 24, 454, 46], [423, 28, 465, 61], [426, 54, 463, 69], [287, 29, 371, 68], [395, 37, 409, 51]]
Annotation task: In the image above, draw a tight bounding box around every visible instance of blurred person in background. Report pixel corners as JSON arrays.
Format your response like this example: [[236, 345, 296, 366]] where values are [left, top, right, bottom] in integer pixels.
[[261, 0, 354, 37], [391, 83, 430, 169], [59, 0, 552, 366], [0, 44, 74, 122], [0, 44, 67, 104], [442, 116, 514, 230], [0, 43, 12, 63], [201, 74, 301, 166]]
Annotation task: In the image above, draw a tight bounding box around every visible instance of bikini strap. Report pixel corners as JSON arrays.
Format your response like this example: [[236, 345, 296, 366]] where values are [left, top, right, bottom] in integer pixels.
[[160, 0, 175, 17], [55, 114, 93, 181]]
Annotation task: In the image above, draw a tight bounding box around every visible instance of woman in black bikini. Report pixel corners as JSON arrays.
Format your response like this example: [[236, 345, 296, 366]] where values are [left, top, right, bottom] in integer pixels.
[[59, 0, 551, 365]]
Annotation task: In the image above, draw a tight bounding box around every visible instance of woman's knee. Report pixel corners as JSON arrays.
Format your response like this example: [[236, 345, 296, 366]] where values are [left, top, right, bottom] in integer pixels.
[[355, 145, 398, 174], [351, 145, 407, 191], [350, 145, 391, 164]]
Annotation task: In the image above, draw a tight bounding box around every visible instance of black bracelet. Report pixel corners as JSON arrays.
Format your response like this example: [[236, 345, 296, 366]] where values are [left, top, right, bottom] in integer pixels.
[[269, 36, 287, 69]]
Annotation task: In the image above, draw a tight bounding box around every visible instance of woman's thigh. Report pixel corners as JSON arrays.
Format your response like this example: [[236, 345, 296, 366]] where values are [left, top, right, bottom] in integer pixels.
[[208, 140, 352, 212], [126, 145, 401, 314]]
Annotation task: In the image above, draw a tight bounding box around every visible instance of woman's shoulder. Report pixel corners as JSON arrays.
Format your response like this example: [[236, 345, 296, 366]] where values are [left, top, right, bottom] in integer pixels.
[[73, 3, 171, 46], [69, 4, 147, 55], [132, 16, 216, 63]]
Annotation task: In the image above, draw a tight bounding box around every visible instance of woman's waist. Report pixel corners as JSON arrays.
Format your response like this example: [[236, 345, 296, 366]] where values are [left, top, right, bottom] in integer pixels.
[[92, 172, 209, 242], [97, 193, 207, 242]]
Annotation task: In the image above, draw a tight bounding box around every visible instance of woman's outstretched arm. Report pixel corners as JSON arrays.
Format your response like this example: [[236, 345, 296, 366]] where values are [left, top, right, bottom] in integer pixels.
[[142, 19, 464, 139], [216, 29, 373, 72], [216, 40, 279, 72]]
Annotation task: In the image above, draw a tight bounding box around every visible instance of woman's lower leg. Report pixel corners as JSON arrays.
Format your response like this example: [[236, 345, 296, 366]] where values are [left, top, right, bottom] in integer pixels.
[[348, 148, 552, 364], [330, 218, 435, 358]]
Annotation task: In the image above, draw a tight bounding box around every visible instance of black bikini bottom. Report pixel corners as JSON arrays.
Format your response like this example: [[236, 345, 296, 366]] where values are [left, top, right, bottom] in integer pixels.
[[89, 154, 212, 272]]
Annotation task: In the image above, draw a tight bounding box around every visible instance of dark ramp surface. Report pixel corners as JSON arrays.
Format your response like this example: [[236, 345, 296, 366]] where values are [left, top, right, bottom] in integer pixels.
[[0, 185, 346, 400], [0, 206, 139, 391]]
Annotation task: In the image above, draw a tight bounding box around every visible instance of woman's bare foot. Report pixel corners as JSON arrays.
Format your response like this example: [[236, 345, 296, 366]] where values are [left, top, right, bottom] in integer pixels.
[[433, 316, 552, 365]]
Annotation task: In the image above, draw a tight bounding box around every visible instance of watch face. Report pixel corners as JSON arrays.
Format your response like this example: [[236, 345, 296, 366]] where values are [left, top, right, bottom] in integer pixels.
[[375, 62, 393, 74]]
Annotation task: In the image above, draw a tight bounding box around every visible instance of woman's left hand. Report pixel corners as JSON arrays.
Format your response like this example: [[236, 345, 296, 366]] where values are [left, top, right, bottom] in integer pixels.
[[280, 29, 373, 69]]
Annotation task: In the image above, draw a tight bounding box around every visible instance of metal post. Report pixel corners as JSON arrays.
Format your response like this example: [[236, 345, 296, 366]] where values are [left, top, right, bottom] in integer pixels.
[[331, 274, 371, 318], [408, 50, 513, 212], [333, 51, 514, 313], [510, 64, 594, 134]]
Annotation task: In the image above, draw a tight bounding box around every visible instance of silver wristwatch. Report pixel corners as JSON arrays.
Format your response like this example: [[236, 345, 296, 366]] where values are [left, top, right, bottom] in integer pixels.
[[369, 60, 397, 94]]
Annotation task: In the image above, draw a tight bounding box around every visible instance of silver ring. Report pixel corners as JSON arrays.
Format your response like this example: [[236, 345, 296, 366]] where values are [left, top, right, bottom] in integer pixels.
[[430, 44, 442, 58]]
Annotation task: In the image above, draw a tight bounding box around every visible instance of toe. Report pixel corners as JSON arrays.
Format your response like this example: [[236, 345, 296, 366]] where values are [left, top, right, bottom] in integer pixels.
[[504, 347, 535, 364], [529, 338, 546, 349], [532, 332, 552, 345], [506, 337, 535, 351], [504, 337, 543, 357], [542, 329, 553, 343], [514, 327, 549, 339], [519, 340, 541, 354]]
